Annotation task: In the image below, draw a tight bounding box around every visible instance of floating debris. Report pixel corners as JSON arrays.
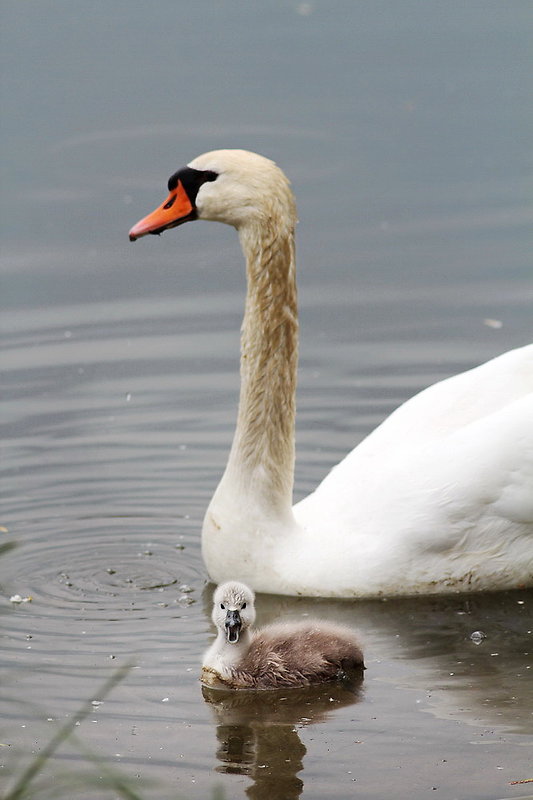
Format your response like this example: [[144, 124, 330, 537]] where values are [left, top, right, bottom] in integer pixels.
[[9, 594, 32, 604], [483, 318, 503, 329], [177, 594, 195, 606], [469, 630, 486, 645]]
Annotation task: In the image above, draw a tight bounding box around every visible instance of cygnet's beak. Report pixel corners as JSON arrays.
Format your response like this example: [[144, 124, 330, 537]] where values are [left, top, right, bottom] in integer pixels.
[[225, 609, 242, 644]]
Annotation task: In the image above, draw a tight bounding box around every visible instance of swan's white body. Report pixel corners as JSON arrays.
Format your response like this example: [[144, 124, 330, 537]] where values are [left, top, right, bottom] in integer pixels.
[[130, 149, 533, 597]]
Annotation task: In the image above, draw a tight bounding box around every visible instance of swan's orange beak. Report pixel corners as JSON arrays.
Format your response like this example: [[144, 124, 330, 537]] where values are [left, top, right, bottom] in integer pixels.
[[129, 180, 196, 241]]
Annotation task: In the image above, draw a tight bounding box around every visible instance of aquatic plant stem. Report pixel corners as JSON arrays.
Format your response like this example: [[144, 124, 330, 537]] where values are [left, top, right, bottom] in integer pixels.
[[5, 661, 133, 800]]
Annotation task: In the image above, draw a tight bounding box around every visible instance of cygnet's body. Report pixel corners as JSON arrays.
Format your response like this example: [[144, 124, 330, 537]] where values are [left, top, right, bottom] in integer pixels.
[[201, 581, 364, 690]]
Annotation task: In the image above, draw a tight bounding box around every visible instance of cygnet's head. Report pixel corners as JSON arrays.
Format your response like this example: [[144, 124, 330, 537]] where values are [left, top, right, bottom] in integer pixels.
[[129, 149, 296, 239], [212, 581, 256, 644]]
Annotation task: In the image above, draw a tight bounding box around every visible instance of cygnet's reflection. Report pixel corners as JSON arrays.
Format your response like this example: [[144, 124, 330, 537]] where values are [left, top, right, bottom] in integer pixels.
[[202, 678, 364, 800], [200, 581, 365, 799]]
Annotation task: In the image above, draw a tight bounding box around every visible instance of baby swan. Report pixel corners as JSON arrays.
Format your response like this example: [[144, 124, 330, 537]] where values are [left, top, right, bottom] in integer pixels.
[[201, 581, 364, 690]]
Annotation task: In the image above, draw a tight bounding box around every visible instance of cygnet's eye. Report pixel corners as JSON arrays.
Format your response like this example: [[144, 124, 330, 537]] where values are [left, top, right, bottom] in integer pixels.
[[242, 602, 246, 609], [220, 603, 225, 609]]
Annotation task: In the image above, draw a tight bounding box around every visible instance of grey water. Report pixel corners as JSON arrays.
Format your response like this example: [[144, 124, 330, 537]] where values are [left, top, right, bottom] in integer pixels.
[[1, 2, 532, 798]]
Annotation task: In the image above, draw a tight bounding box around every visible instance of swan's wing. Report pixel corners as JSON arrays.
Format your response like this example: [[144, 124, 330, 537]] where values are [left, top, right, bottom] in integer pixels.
[[291, 345, 533, 593], [296, 391, 533, 525], [297, 343, 533, 513], [360, 343, 533, 446]]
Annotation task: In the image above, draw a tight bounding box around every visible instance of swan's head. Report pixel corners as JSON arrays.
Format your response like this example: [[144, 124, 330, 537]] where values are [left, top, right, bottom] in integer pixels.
[[129, 149, 296, 240], [211, 580, 256, 644]]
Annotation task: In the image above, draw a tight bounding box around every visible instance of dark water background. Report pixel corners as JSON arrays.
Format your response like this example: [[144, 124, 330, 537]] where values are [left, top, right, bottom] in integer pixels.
[[1, 2, 532, 798]]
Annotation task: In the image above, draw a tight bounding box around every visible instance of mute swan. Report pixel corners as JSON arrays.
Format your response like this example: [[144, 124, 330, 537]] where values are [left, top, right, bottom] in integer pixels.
[[201, 581, 364, 689], [129, 149, 533, 597]]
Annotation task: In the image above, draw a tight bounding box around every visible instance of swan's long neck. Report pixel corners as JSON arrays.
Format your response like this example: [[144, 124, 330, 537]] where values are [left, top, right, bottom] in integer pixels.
[[222, 219, 298, 515]]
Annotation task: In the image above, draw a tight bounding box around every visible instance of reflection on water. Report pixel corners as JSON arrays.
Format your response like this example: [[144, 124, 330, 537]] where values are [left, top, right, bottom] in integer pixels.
[[203, 680, 363, 800]]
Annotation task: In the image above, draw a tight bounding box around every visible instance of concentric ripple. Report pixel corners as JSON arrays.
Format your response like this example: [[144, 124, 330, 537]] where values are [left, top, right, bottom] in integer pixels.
[[2, 515, 204, 616]]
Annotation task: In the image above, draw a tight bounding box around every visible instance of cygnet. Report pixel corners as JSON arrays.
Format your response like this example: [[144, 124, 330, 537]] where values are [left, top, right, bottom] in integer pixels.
[[201, 581, 364, 690]]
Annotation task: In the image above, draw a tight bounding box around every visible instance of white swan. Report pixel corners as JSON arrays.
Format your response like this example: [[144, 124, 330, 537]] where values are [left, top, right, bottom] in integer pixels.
[[201, 581, 364, 689], [129, 149, 533, 597]]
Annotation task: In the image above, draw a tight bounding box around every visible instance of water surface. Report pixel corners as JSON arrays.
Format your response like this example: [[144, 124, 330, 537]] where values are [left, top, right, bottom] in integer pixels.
[[1, 2, 532, 798]]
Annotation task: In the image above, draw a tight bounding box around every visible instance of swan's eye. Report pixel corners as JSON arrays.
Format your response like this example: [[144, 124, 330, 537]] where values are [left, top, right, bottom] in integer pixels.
[[242, 602, 246, 609], [220, 603, 225, 609]]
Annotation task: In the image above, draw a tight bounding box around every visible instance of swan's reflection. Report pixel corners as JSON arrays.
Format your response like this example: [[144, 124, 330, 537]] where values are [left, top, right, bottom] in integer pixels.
[[202, 678, 363, 800]]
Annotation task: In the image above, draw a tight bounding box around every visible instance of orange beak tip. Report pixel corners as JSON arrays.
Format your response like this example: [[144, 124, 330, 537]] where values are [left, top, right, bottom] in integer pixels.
[[128, 219, 150, 241], [128, 223, 141, 241]]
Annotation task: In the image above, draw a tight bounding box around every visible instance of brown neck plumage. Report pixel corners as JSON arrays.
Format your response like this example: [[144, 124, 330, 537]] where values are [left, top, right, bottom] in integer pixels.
[[223, 218, 298, 512]]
